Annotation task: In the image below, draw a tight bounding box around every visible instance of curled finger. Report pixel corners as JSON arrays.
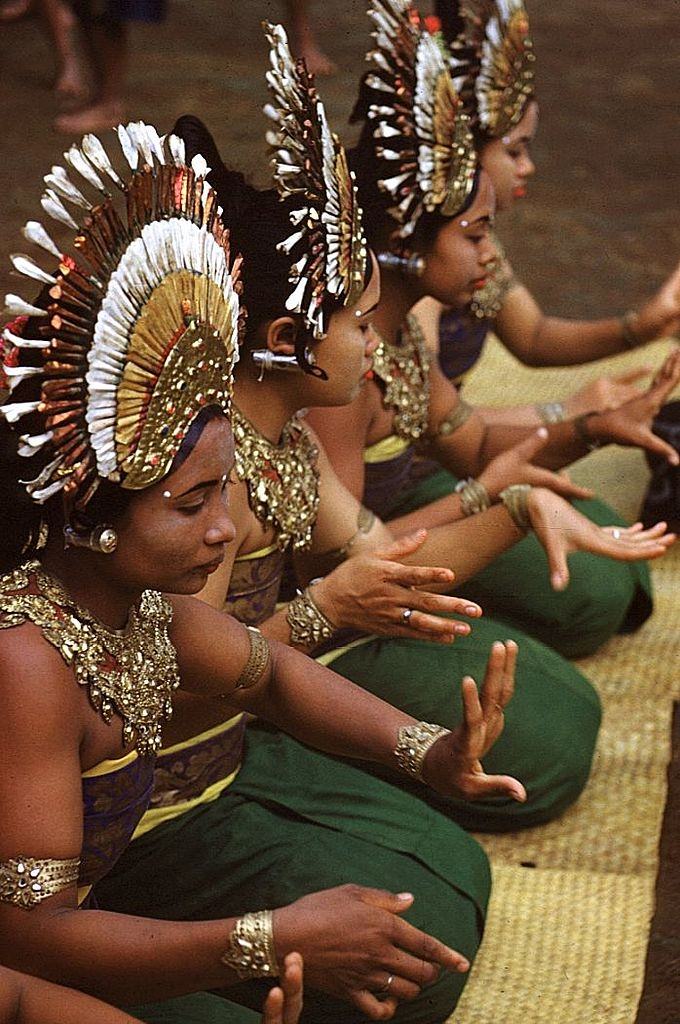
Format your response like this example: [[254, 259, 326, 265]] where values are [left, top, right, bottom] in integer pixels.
[[351, 989, 398, 1020]]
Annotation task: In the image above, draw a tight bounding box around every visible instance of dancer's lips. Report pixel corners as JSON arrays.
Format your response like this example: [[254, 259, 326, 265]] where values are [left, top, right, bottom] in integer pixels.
[[195, 555, 224, 575], [513, 185, 527, 199]]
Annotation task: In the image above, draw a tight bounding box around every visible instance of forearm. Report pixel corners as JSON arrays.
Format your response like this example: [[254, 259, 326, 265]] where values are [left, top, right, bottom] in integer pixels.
[[499, 312, 627, 367], [476, 403, 543, 427], [400, 505, 523, 584], [11, 971, 140, 1024], [244, 641, 414, 766], [3, 909, 240, 1006], [481, 420, 588, 469]]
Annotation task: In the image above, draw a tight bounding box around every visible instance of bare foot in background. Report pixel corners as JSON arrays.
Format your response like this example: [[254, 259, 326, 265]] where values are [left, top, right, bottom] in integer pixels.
[[285, 0, 336, 75], [55, 99, 125, 133], [0, 0, 34, 20], [45, 0, 89, 105]]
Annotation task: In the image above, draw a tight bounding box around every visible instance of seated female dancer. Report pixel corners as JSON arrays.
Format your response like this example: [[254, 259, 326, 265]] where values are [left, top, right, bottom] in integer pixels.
[[425, 0, 680, 407], [0, 960, 303, 1024], [307, 0, 679, 659], [98, 36, 669, 990], [0, 124, 523, 1024]]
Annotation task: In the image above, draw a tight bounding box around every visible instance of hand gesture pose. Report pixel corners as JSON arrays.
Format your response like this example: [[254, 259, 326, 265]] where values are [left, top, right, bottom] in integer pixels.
[[421, 640, 526, 803], [479, 429, 594, 501], [262, 954, 304, 1024], [526, 487, 676, 591], [587, 348, 680, 464], [311, 531, 483, 644], [273, 885, 468, 1021], [564, 366, 650, 418], [633, 260, 680, 343]]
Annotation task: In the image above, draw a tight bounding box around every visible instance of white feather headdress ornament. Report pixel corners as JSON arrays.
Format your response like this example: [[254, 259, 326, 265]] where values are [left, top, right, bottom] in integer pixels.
[[448, 0, 535, 139], [263, 21, 368, 339], [1, 121, 243, 510], [360, 0, 478, 244]]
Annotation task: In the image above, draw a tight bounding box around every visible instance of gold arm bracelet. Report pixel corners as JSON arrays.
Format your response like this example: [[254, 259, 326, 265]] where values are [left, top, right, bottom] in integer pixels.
[[0, 855, 80, 909], [500, 484, 532, 532], [286, 586, 336, 647], [454, 477, 491, 517], [233, 626, 271, 691], [573, 411, 602, 453], [395, 722, 450, 781], [221, 909, 279, 979], [535, 401, 566, 424], [620, 310, 642, 349], [431, 398, 474, 440], [316, 505, 377, 567]]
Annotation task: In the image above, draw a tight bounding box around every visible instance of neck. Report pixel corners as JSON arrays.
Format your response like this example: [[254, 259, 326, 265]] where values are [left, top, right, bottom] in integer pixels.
[[372, 267, 421, 346], [40, 540, 141, 630], [234, 365, 305, 444]]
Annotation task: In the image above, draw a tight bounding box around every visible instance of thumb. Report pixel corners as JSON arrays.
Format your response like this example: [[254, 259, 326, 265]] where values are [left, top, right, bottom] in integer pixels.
[[377, 529, 429, 562], [538, 527, 570, 591], [615, 366, 650, 385], [639, 428, 680, 466], [511, 426, 550, 462], [358, 888, 415, 914]]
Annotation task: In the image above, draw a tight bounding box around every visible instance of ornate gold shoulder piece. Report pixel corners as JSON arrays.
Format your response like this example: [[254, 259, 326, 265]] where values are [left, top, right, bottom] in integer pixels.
[[470, 231, 516, 319], [232, 408, 320, 552], [0, 562, 179, 755], [371, 314, 431, 442]]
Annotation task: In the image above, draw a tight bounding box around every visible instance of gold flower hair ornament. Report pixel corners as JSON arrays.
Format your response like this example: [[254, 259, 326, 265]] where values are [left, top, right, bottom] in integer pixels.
[[1, 121, 243, 512], [263, 21, 368, 339], [448, 0, 535, 139], [362, 0, 477, 244]]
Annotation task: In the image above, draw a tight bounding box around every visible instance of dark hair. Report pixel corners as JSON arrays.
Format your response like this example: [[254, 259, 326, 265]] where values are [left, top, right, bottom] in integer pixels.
[[0, 303, 228, 571], [174, 115, 328, 378], [348, 105, 481, 255]]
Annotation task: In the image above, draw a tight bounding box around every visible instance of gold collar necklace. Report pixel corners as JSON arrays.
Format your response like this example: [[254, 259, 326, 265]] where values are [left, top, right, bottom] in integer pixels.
[[232, 407, 320, 552], [0, 561, 179, 756], [371, 314, 431, 442]]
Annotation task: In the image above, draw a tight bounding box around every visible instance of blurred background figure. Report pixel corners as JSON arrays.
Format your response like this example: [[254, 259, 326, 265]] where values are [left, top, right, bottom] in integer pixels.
[[284, 0, 335, 74], [0, 0, 86, 104], [55, 0, 166, 133]]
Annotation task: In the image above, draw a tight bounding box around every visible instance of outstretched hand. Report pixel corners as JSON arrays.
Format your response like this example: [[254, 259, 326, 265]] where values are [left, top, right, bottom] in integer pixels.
[[312, 530, 483, 645], [635, 260, 680, 342], [564, 366, 651, 418], [422, 640, 526, 803], [479, 429, 594, 501], [526, 488, 676, 590], [589, 347, 680, 464]]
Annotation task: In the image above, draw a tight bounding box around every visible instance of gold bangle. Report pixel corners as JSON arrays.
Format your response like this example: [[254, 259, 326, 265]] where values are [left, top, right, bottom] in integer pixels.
[[535, 401, 566, 424], [431, 398, 474, 439], [573, 411, 602, 453], [454, 477, 491, 517], [221, 909, 279, 979], [286, 586, 336, 647], [233, 626, 271, 691], [620, 310, 641, 349], [0, 855, 80, 909], [500, 484, 532, 532], [394, 722, 450, 781]]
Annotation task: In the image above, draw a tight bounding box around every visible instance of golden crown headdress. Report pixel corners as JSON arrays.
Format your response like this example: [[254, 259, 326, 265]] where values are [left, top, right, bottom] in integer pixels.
[[1, 121, 243, 512], [448, 0, 535, 139], [360, 0, 477, 244], [263, 21, 368, 339]]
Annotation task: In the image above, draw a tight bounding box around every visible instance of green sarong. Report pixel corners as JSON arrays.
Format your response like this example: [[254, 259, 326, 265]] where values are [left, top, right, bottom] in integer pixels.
[[393, 467, 652, 658], [127, 993, 260, 1023], [97, 729, 490, 1024], [323, 614, 601, 831]]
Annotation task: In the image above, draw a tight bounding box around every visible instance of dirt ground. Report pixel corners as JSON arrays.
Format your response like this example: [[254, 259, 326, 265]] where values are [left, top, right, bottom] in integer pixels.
[[1, 0, 680, 314]]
